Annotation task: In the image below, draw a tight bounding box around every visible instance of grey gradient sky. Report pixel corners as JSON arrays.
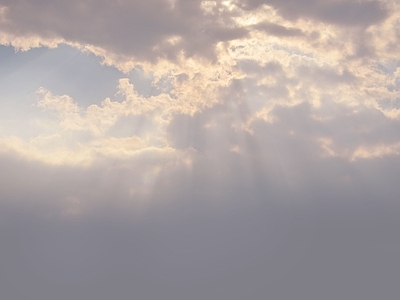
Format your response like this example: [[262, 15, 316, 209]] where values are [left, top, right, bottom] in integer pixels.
[[0, 1, 400, 299]]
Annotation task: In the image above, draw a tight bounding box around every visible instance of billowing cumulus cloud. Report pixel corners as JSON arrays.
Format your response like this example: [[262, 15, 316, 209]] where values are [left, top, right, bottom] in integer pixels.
[[0, 0, 400, 299]]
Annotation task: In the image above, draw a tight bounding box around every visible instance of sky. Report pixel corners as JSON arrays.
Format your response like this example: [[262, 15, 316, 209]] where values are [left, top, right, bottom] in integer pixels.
[[0, 0, 400, 299]]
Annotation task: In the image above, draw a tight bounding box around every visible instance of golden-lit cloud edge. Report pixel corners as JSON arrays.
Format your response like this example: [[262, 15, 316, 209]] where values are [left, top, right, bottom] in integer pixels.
[[0, 0, 399, 168]]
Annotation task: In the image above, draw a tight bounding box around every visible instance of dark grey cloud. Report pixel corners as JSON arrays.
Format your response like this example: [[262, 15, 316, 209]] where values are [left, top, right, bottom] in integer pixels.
[[0, 0, 248, 62], [240, 0, 388, 27], [0, 0, 393, 65]]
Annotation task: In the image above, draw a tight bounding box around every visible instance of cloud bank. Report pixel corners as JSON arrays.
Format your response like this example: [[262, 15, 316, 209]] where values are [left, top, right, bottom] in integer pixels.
[[0, 1, 400, 299]]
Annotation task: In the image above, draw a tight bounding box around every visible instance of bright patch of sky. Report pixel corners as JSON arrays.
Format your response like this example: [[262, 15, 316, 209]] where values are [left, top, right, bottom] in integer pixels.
[[0, 44, 166, 138]]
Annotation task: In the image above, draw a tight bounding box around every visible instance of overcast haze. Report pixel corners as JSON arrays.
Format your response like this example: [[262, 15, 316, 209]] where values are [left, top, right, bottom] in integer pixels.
[[0, 1, 400, 299]]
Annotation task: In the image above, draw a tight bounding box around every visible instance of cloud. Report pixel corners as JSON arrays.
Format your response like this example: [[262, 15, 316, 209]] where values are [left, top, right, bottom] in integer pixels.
[[0, 0, 394, 70], [253, 21, 304, 37], [0, 0, 248, 63], [1, 96, 400, 299], [1, 1, 400, 299], [240, 0, 388, 27]]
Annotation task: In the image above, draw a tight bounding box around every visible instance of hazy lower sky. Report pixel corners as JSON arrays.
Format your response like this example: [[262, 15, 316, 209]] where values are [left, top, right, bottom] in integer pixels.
[[0, 1, 399, 299]]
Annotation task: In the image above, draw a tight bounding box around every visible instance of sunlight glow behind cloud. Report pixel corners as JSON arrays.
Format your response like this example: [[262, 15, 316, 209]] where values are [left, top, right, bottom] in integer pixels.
[[0, 1, 400, 299]]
